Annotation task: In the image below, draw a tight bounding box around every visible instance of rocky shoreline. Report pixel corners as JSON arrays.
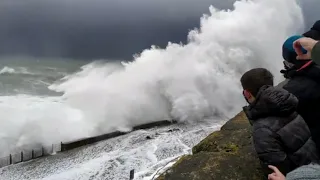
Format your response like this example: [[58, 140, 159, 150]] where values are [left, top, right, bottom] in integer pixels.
[[157, 112, 264, 180]]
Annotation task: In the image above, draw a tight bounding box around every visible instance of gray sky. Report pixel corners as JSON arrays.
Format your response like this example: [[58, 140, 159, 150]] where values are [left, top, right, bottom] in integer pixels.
[[299, 0, 320, 30], [0, 0, 318, 60]]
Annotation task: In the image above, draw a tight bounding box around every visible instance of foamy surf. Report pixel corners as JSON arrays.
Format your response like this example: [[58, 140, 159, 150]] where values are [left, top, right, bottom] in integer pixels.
[[0, 66, 15, 75], [0, 120, 223, 180]]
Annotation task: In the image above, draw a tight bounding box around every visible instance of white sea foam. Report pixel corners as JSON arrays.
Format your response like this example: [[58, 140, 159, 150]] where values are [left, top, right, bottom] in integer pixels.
[[0, 66, 15, 74], [0, 120, 222, 180], [0, 95, 92, 156], [0, 66, 36, 75], [0, 0, 304, 177]]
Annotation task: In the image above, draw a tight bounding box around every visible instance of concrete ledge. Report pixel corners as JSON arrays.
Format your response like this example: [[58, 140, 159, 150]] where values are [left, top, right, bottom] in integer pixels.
[[61, 131, 127, 151], [61, 120, 176, 151], [157, 112, 264, 180]]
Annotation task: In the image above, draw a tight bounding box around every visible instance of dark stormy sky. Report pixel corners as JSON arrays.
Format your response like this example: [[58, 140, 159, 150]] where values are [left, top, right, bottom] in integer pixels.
[[0, 0, 318, 60]]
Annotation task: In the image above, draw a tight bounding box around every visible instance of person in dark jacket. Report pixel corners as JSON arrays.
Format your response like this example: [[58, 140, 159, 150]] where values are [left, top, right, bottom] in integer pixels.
[[281, 20, 320, 78], [240, 68, 319, 178], [303, 20, 320, 40], [281, 34, 320, 152]]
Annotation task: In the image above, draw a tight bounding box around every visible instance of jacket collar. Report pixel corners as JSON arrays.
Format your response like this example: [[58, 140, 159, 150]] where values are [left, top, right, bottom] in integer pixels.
[[243, 85, 298, 122]]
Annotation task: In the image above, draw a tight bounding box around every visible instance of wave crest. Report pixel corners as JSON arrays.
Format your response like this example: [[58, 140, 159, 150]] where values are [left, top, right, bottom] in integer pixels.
[[0, 66, 35, 76]]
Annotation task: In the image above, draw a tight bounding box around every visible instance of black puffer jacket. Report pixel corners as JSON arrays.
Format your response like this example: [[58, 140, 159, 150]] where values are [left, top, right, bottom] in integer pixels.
[[283, 64, 320, 152], [303, 20, 320, 40], [243, 85, 319, 177]]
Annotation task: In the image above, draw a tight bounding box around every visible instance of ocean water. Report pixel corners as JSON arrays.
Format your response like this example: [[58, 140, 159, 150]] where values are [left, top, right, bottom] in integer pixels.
[[0, 56, 88, 96], [0, 120, 224, 180], [0, 0, 304, 179]]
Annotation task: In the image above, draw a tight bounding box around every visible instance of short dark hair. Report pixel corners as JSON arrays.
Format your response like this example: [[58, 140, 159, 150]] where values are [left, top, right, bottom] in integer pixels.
[[240, 68, 274, 96]]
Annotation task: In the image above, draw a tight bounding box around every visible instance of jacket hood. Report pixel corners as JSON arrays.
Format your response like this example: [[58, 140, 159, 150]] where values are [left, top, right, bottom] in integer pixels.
[[303, 20, 320, 40], [243, 85, 298, 121], [312, 20, 320, 31]]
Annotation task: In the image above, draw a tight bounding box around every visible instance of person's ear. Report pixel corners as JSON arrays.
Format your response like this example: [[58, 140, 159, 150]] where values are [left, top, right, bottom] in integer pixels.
[[243, 89, 252, 99], [243, 90, 254, 103]]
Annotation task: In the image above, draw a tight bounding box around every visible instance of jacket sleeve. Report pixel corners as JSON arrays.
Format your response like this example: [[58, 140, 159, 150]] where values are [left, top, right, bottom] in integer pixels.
[[253, 127, 292, 176], [312, 41, 320, 65]]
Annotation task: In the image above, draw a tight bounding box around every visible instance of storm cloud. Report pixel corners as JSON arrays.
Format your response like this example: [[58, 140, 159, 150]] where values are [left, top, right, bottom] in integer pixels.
[[0, 0, 318, 60]]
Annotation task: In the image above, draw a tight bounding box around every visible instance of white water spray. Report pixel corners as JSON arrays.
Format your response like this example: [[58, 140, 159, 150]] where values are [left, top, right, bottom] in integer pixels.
[[0, 0, 304, 156], [50, 0, 303, 134]]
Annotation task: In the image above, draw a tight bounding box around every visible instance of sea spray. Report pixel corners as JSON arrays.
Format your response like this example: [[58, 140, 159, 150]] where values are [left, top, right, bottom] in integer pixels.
[[0, 0, 305, 177], [50, 0, 303, 135]]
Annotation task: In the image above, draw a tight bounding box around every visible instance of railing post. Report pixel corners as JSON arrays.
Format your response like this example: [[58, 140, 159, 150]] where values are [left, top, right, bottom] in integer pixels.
[[21, 152, 23, 162], [130, 169, 134, 180], [9, 154, 12, 164]]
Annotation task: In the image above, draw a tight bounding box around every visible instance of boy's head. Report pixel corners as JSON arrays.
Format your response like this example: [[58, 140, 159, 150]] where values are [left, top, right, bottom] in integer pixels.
[[240, 68, 274, 103], [282, 35, 308, 64]]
